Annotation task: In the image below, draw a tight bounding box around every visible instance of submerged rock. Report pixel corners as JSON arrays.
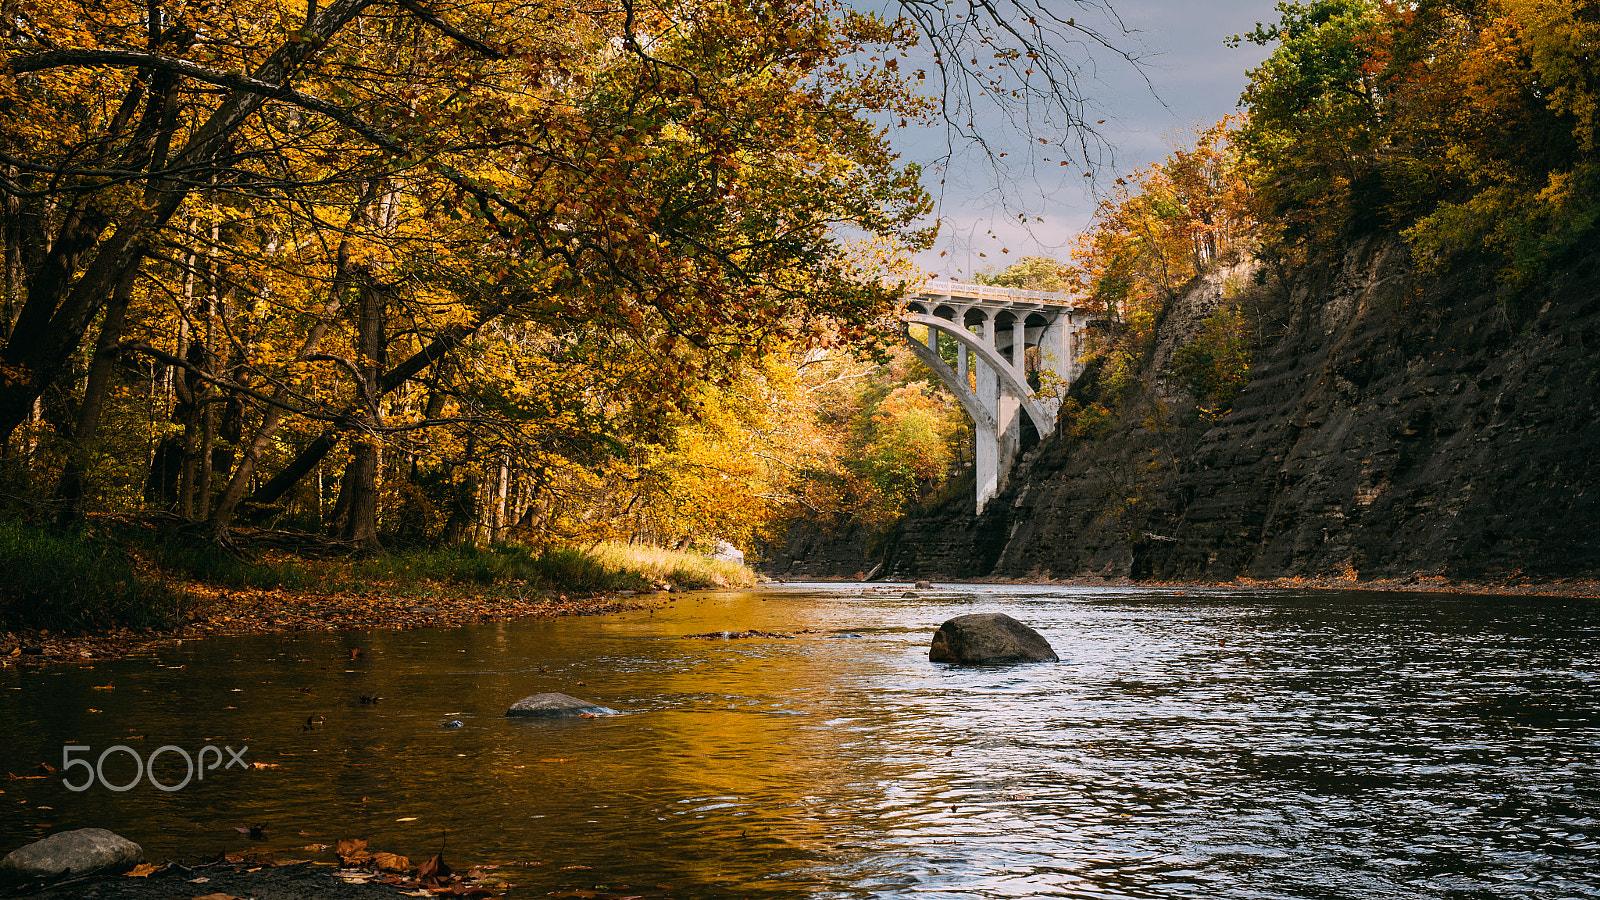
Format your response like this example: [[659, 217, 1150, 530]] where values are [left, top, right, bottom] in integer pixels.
[[928, 613, 1058, 665], [506, 692, 619, 718], [0, 828, 144, 884]]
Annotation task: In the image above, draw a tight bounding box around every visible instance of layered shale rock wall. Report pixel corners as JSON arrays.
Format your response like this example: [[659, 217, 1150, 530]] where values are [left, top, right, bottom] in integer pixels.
[[777, 234, 1600, 581]]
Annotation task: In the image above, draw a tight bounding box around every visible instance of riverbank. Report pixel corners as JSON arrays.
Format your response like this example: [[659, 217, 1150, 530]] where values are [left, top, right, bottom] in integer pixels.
[[18, 860, 447, 900], [787, 572, 1600, 599], [0, 584, 667, 664], [14, 570, 1595, 666], [1, 518, 759, 663]]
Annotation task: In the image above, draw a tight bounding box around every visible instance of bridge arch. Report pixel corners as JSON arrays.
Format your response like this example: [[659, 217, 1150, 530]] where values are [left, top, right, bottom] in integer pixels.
[[900, 281, 1090, 512], [904, 313, 1053, 435]]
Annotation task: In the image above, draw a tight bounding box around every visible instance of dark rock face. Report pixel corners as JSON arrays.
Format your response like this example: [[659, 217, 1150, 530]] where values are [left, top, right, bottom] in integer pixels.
[[506, 692, 618, 717], [929, 613, 1059, 664], [757, 520, 880, 580], [867, 236, 1600, 582], [0, 828, 144, 884]]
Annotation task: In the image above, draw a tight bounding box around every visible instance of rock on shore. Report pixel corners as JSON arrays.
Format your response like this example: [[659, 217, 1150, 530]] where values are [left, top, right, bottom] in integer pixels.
[[0, 828, 143, 884]]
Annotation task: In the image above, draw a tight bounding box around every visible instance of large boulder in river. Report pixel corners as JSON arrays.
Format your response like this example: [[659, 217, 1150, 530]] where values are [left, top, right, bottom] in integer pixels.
[[0, 828, 144, 884], [506, 692, 619, 718], [929, 613, 1058, 665]]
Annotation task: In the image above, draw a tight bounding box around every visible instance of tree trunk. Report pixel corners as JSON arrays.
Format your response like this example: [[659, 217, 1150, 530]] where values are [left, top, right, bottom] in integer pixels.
[[0, 0, 378, 446], [56, 270, 138, 522], [340, 438, 382, 552], [206, 181, 375, 542], [335, 275, 386, 552], [443, 436, 480, 547]]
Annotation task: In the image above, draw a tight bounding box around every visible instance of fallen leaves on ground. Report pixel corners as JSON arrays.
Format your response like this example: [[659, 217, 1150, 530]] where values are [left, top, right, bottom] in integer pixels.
[[373, 851, 412, 872], [125, 862, 159, 877], [335, 837, 371, 865], [416, 852, 452, 881]]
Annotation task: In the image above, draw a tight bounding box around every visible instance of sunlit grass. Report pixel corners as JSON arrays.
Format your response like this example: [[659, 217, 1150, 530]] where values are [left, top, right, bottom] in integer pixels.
[[145, 532, 754, 595], [588, 541, 757, 589]]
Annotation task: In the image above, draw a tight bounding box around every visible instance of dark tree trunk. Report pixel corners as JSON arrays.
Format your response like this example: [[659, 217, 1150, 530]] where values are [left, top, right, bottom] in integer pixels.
[[56, 270, 138, 522]]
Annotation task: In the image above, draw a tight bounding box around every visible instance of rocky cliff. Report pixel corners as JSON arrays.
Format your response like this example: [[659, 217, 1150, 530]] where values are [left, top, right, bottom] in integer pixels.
[[783, 234, 1600, 581]]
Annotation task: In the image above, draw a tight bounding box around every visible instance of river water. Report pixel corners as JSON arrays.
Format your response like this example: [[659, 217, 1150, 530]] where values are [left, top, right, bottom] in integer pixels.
[[1, 584, 1597, 899]]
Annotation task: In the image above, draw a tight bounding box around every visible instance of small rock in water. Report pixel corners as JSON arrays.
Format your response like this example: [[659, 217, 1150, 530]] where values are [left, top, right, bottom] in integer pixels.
[[914, 581, 933, 590], [441, 720, 465, 728], [0, 828, 144, 884], [929, 613, 1058, 665], [506, 692, 619, 718]]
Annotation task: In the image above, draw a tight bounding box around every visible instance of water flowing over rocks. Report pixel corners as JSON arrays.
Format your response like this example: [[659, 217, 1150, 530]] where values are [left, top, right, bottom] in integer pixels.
[[0, 828, 144, 884], [506, 692, 618, 717], [928, 613, 1058, 665]]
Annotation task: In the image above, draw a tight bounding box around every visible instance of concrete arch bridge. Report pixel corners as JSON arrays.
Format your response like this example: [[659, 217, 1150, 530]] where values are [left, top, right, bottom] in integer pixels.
[[902, 281, 1092, 512]]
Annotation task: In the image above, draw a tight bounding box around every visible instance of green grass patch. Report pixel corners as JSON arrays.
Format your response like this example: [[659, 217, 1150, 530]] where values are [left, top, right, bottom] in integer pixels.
[[0, 520, 190, 633]]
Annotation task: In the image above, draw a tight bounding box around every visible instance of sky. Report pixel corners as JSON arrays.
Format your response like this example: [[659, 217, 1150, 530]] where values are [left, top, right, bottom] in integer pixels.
[[896, 0, 1285, 281]]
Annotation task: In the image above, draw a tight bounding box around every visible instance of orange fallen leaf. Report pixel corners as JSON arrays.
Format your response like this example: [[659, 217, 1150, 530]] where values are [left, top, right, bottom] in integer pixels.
[[125, 863, 159, 877], [416, 852, 453, 881], [336, 837, 372, 865], [373, 852, 412, 872]]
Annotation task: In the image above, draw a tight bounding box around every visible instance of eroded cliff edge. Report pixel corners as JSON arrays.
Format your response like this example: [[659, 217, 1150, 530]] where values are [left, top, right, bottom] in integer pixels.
[[786, 235, 1600, 582]]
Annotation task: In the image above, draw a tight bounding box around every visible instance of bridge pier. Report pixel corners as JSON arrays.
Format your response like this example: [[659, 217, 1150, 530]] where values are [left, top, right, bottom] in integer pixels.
[[903, 281, 1089, 512]]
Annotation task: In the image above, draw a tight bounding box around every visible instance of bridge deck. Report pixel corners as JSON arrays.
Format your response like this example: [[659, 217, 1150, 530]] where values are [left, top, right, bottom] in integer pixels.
[[908, 279, 1088, 309]]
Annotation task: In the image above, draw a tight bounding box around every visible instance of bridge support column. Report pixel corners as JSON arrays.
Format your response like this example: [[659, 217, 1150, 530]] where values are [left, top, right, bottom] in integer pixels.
[[974, 316, 1002, 510], [901, 282, 1089, 516]]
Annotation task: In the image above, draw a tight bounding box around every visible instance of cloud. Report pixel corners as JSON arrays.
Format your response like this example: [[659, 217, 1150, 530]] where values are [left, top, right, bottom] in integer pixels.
[[898, 0, 1282, 277]]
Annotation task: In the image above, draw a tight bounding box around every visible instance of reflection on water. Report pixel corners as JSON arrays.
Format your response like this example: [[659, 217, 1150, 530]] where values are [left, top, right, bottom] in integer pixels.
[[1, 585, 1597, 898]]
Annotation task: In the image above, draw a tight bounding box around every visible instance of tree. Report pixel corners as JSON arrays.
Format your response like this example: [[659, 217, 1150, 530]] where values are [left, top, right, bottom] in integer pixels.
[[1, 0, 1146, 555]]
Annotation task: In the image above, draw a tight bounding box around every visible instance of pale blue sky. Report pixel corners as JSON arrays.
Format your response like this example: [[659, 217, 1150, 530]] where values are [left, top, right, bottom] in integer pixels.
[[897, 0, 1285, 280]]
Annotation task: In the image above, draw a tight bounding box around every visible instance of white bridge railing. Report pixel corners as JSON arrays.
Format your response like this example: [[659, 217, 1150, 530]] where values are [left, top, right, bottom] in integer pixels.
[[913, 279, 1084, 307]]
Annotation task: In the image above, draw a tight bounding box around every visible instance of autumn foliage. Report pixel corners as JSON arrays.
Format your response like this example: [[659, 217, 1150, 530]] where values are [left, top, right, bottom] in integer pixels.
[[1063, 120, 1257, 424], [1235, 0, 1600, 301], [0, 0, 937, 563]]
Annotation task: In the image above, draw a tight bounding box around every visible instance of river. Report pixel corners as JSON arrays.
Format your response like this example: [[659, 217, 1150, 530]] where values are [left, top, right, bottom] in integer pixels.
[[1, 583, 1597, 898]]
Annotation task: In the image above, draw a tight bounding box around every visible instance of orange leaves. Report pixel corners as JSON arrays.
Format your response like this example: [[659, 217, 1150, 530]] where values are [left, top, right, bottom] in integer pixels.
[[372, 851, 412, 872], [416, 852, 453, 881], [335, 837, 371, 865]]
